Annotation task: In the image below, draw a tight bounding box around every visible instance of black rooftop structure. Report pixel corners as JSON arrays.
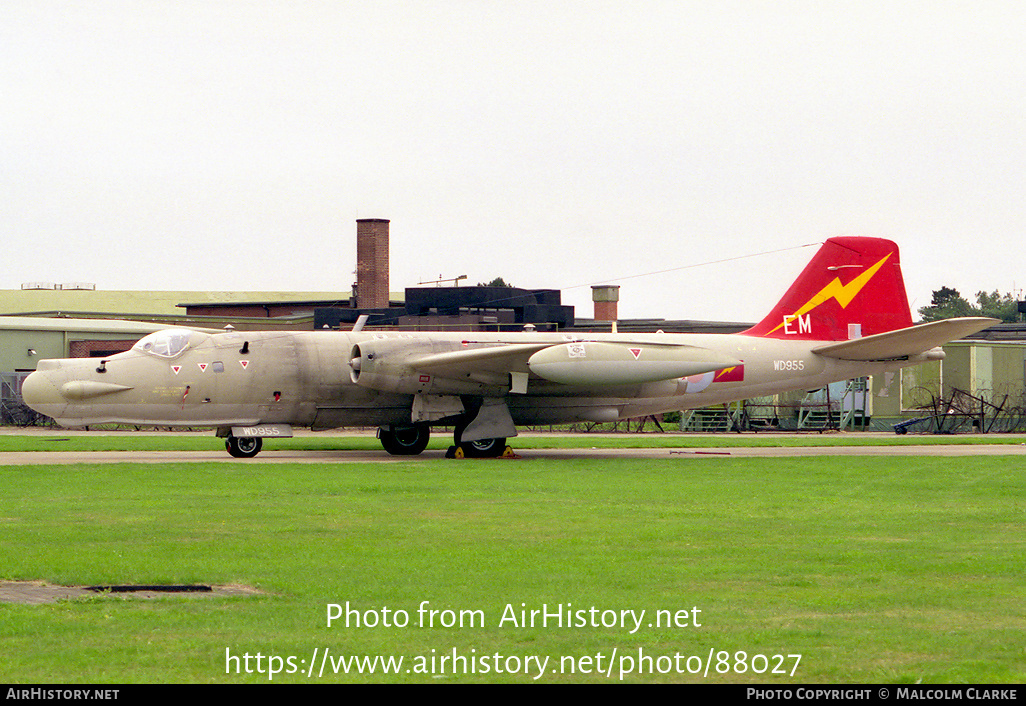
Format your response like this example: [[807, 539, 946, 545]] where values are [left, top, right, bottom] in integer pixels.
[[960, 322, 1026, 342], [314, 286, 575, 331]]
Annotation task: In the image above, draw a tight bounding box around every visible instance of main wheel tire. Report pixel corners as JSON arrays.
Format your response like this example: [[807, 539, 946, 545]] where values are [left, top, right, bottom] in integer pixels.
[[457, 436, 507, 458], [379, 424, 430, 455], [452, 420, 506, 458], [461, 437, 507, 458], [226, 435, 262, 458]]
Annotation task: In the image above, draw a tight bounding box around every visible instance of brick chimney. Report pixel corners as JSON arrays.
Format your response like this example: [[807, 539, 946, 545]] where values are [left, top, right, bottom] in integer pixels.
[[355, 219, 389, 309], [591, 285, 619, 322]]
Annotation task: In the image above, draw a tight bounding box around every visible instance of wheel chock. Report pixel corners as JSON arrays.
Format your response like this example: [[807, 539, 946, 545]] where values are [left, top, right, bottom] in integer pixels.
[[444, 444, 519, 459]]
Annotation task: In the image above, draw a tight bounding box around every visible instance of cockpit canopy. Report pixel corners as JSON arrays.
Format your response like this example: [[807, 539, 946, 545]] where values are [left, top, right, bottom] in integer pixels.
[[132, 329, 199, 359]]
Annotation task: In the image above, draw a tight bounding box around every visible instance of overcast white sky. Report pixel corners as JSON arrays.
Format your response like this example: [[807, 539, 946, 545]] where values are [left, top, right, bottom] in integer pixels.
[[3, 1, 1025, 322]]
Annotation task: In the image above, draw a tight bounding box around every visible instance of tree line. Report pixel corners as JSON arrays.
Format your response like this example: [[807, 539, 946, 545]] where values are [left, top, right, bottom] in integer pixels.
[[918, 287, 1021, 323]]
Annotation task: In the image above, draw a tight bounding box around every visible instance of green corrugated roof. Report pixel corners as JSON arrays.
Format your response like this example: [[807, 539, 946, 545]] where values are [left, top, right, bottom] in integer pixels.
[[0, 316, 193, 334], [0, 289, 403, 317]]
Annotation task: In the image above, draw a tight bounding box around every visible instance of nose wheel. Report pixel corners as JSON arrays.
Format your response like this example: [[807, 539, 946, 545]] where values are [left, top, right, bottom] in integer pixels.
[[226, 435, 262, 458]]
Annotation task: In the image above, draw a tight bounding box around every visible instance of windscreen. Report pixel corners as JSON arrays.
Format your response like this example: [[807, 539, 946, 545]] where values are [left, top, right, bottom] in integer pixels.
[[132, 330, 196, 358]]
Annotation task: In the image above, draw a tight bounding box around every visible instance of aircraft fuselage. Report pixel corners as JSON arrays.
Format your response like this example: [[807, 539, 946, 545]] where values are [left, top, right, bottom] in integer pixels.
[[20, 237, 990, 457], [21, 327, 930, 431]]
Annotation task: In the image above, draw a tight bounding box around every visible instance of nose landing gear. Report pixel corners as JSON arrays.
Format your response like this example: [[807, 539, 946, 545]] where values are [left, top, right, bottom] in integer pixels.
[[226, 435, 262, 458]]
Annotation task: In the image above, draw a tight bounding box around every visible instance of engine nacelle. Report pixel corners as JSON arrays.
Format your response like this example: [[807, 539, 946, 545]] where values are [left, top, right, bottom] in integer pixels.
[[527, 341, 742, 386], [348, 339, 504, 396]]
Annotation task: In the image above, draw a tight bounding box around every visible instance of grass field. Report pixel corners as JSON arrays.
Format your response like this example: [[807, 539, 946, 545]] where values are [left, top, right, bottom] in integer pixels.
[[1, 440, 1024, 683], [2, 429, 1026, 453]]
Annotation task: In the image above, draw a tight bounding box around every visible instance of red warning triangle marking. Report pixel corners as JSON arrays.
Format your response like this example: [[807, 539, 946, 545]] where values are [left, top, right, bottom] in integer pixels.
[[171, 365, 181, 375], [240, 360, 249, 370], [629, 348, 642, 359], [198, 363, 208, 372]]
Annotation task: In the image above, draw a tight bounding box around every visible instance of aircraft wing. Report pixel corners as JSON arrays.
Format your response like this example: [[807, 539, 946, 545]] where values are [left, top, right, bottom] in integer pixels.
[[410, 343, 551, 378], [407, 340, 742, 388], [812, 317, 997, 361]]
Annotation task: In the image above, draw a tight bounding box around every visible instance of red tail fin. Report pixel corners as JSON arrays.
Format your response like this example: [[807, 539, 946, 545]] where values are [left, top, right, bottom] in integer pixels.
[[742, 237, 913, 341]]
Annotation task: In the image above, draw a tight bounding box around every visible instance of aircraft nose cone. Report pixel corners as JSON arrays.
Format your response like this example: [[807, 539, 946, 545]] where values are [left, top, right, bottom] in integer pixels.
[[21, 368, 66, 418]]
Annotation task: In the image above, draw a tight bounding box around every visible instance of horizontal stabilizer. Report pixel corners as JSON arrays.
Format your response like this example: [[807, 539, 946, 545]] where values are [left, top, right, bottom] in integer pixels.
[[812, 317, 997, 361]]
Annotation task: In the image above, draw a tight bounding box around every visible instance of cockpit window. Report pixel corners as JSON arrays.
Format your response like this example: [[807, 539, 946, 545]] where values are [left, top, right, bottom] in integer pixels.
[[133, 330, 194, 358]]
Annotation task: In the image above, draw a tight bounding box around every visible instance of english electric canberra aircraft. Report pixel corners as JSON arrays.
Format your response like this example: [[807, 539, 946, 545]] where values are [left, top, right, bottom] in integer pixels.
[[22, 237, 994, 458]]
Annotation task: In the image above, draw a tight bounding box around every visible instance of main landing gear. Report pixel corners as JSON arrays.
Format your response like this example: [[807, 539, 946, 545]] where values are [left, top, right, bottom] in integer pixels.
[[447, 420, 508, 458], [376, 423, 511, 458], [378, 424, 431, 456], [447, 436, 508, 459]]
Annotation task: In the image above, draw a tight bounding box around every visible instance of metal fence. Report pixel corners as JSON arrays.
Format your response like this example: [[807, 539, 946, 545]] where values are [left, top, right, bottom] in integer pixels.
[[1, 372, 45, 426], [897, 386, 1026, 434]]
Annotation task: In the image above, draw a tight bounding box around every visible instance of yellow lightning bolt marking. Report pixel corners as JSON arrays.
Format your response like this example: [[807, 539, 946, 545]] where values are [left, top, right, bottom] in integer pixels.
[[714, 367, 737, 379], [768, 252, 893, 335]]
